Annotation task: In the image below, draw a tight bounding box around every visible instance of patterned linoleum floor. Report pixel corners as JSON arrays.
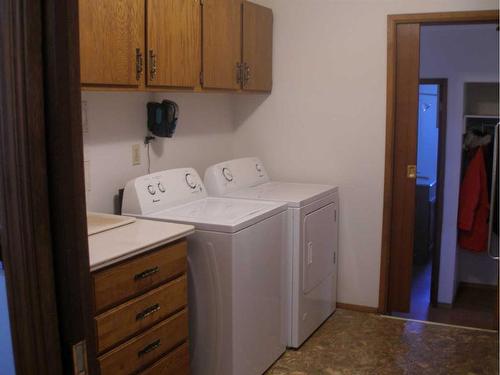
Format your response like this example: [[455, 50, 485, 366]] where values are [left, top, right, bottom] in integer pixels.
[[266, 309, 499, 375]]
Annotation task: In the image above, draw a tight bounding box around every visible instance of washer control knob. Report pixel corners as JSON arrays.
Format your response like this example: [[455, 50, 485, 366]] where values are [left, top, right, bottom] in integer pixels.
[[222, 167, 233, 182], [157, 182, 166, 193], [147, 184, 156, 195], [185, 173, 197, 189], [256, 163, 262, 173]]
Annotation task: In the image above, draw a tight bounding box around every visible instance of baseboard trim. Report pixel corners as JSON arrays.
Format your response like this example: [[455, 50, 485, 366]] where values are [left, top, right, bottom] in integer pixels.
[[337, 302, 378, 313], [459, 281, 497, 290], [437, 302, 453, 309]]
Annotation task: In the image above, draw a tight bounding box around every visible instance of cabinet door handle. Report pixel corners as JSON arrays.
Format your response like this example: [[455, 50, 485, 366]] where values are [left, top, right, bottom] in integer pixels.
[[135, 48, 143, 81], [137, 339, 161, 357], [243, 63, 251, 85], [136, 304, 161, 321], [134, 266, 159, 281], [149, 50, 157, 81], [236, 62, 242, 84]]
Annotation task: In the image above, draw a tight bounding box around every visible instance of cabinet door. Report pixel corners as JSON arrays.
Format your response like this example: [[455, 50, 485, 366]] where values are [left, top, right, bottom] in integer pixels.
[[242, 2, 273, 92], [79, 0, 145, 87], [202, 0, 242, 90], [147, 0, 201, 88]]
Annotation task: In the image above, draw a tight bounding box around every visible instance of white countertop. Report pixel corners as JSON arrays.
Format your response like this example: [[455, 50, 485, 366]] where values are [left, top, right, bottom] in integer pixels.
[[88, 218, 195, 271], [87, 211, 136, 235]]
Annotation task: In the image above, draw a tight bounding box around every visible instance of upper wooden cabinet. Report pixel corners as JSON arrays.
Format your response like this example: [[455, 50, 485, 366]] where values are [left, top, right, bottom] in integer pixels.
[[79, 0, 273, 92], [202, 0, 242, 90], [79, 0, 145, 87], [242, 1, 273, 92], [147, 0, 201, 88]]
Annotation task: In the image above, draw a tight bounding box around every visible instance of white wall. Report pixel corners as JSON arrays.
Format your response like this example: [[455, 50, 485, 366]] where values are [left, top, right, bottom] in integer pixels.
[[84, 0, 498, 309], [232, 0, 498, 308], [420, 24, 499, 301], [83, 91, 234, 213]]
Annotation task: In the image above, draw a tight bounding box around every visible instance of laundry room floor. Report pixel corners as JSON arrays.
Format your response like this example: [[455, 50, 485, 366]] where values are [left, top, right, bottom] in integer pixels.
[[266, 309, 498, 375]]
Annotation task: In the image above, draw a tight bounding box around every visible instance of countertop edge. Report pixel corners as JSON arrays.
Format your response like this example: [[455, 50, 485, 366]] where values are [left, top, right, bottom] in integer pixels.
[[89, 228, 195, 272]]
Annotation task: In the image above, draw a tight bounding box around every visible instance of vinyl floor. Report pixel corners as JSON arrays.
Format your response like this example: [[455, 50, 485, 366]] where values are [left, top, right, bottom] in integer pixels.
[[266, 309, 498, 375]]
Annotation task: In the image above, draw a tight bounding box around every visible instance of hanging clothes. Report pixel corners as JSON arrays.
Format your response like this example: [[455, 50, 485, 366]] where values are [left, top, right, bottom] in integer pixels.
[[458, 146, 490, 252]]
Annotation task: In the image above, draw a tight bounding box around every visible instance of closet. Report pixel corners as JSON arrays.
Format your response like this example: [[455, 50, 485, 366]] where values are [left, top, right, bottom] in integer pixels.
[[459, 82, 499, 261]]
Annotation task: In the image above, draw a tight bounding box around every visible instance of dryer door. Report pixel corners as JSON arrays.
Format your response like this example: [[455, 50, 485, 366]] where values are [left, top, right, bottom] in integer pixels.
[[303, 203, 336, 293]]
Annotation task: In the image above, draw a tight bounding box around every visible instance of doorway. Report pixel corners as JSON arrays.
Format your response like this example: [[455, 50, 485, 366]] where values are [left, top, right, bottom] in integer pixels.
[[379, 10, 499, 330], [392, 80, 445, 322]]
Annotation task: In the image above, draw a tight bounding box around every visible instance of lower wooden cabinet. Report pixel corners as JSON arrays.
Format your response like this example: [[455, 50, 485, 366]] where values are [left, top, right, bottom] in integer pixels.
[[140, 342, 189, 375], [91, 239, 189, 374]]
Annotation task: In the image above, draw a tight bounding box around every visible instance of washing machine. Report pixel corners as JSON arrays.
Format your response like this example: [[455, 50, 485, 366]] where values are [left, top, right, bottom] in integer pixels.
[[204, 157, 339, 348], [122, 168, 287, 375]]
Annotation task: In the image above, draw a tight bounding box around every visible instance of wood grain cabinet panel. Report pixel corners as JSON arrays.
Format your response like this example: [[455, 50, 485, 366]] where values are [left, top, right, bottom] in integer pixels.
[[202, 0, 242, 90], [147, 0, 201, 88], [93, 240, 187, 312], [242, 1, 273, 92], [98, 309, 188, 375], [95, 275, 187, 353], [79, 0, 145, 87], [141, 342, 189, 375]]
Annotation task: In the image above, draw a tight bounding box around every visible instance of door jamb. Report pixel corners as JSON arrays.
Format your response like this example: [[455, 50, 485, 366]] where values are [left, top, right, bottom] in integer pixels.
[[0, 0, 63, 373], [379, 9, 499, 314], [419, 78, 448, 307]]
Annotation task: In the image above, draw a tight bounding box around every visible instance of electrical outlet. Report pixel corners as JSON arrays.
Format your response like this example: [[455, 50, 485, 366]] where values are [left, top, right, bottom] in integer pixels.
[[84, 160, 91, 192], [81, 100, 89, 134], [132, 144, 141, 166]]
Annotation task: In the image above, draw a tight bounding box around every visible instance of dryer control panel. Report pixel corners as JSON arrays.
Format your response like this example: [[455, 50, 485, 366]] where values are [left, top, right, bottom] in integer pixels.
[[204, 157, 270, 196], [122, 168, 206, 215]]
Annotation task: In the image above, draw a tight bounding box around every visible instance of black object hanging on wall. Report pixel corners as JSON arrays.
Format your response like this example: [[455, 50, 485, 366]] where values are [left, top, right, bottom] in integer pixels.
[[147, 100, 179, 138]]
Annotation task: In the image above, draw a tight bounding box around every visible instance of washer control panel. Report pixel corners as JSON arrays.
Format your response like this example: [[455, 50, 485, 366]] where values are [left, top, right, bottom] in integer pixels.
[[122, 168, 206, 215]]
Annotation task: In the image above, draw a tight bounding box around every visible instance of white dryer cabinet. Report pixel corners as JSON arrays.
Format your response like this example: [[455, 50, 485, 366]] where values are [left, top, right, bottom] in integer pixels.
[[205, 157, 339, 348]]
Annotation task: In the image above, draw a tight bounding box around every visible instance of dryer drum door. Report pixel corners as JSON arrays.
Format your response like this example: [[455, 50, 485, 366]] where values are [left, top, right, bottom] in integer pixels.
[[302, 203, 336, 293]]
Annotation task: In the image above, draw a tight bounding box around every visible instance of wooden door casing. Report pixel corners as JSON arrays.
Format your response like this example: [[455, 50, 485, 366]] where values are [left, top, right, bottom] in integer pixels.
[[45, 0, 99, 371], [379, 10, 499, 315], [387, 23, 420, 313], [79, 0, 145, 87], [242, 1, 273, 92], [0, 0, 64, 373], [202, 0, 242, 90], [147, 0, 201, 88]]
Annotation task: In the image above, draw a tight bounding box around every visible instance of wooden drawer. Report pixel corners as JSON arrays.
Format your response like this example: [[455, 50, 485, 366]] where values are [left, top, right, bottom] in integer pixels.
[[98, 309, 188, 375], [93, 240, 187, 311], [141, 342, 189, 375], [96, 275, 187, 353]]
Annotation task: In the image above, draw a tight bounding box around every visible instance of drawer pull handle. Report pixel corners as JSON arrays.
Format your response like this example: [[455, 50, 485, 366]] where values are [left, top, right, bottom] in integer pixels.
[[134, 267, 159, 281], [136, 304, 161, 321], [138, 339, 161, 357]]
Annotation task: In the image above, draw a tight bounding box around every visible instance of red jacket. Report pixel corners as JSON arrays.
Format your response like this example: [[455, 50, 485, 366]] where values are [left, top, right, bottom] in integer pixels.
[[458, 147, 490, 252]]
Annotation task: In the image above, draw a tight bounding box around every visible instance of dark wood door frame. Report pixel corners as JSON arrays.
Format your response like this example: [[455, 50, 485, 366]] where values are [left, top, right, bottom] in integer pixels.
[[0, 0, 63, 374], [43, 0, 98, 373], [419, 78, 448, 307], [1, 0, 97, 373], [379, 10, 499, 314]]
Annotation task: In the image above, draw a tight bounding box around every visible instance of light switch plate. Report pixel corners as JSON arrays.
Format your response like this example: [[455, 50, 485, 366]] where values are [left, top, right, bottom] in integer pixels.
[[132, 144, 141, 166]]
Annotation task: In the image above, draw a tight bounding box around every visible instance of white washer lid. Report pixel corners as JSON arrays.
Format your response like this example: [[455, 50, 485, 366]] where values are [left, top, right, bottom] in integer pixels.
[[224, 182, 337, 208], [137, 197, 287, 233]]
